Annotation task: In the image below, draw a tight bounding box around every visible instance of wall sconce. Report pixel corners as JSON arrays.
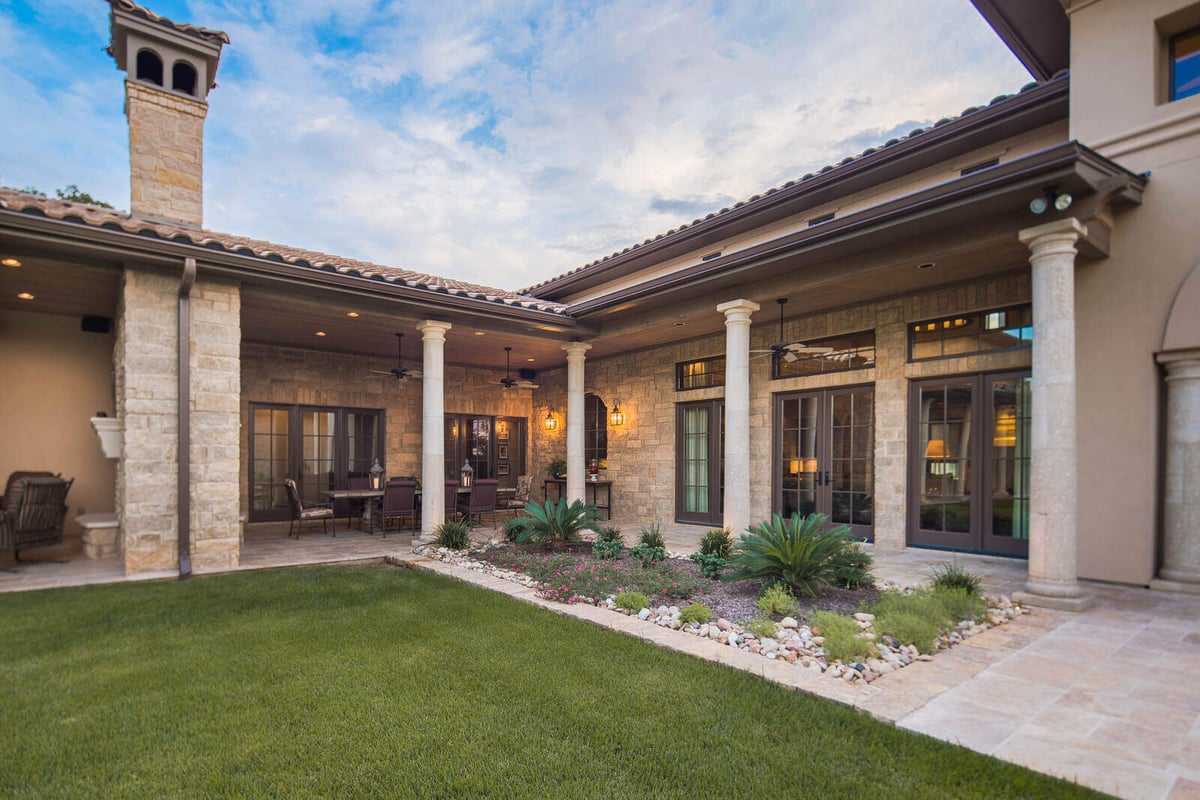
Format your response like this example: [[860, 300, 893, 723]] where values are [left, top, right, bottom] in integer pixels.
[[608, 400, 626, 427], [1029, 188, 1072, 215], [369, 458, 385, 490], [543, 411, 558, 431], [459, 460, 474, 488]]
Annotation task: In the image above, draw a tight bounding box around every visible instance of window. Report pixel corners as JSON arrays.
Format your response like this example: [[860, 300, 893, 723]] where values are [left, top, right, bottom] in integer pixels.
[[444, 414, 527, 489], [773, 331, 876, 379], [676, 356, 725, 390], [675, 400, 724, 525], [909, 305, 1032, 362], [1171, 26, 1200, 101], [584, 394, 608, 468]]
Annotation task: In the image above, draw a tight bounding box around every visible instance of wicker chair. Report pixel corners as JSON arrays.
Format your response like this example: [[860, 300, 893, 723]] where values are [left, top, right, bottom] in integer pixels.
[[502, 474, 533, 519], [457, 479, 499, 526], [378, 480, 417, 535], [1, 470, 57, 507], [283, 478, 334, 539], [0, 475, 74, 560]]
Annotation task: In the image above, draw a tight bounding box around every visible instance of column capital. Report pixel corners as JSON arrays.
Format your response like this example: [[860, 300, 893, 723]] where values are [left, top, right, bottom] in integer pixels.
[[416, 319, 452, 338], [716, 298, 760, 323], [561, 341, 592, 358], [1156, 348, 1200, 372], [1018, 216, 1086, 250]]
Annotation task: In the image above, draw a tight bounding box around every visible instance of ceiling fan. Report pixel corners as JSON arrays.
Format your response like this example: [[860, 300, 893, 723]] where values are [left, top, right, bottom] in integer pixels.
[[493, 346, 539, 389], [751, 298, 835, 362], [369, 333, 423, 380]]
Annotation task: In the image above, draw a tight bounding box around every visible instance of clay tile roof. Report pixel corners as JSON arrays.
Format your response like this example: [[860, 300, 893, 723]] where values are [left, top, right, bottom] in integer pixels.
[[108, 0, 230, 44], [0, 188, 567, 315], [519, 78, 1053, 295]]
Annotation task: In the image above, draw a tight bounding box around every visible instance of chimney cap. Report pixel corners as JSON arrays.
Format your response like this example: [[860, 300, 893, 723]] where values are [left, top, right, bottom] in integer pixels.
[[107, 0, 228, 95]]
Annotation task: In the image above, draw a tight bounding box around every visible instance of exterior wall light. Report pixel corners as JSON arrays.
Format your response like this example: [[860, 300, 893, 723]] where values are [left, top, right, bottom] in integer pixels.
[[609, 400, 626, 427], [1029, 189, 1073, 215], [543, 411, 558, 431]]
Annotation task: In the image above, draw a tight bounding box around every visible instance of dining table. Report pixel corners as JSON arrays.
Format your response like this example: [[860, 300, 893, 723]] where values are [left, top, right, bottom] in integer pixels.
[[321, 485, 518, 533]]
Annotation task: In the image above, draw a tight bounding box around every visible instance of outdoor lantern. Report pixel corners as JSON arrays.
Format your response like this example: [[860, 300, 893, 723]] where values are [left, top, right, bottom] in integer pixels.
[[369, 458, 385, 489], [460, 460, 474, 488], [543, 411, 558, 431], [609, 400, 626, 427]]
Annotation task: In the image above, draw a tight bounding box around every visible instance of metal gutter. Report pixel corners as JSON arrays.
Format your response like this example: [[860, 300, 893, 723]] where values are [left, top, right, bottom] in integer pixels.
[[178, 256, 196, 578]]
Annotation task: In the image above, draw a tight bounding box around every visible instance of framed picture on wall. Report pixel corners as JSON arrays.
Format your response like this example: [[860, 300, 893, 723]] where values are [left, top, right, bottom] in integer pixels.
[[496, 420, 509, 441], [498, 445, 509, 460], [497, 463, 510, 476]]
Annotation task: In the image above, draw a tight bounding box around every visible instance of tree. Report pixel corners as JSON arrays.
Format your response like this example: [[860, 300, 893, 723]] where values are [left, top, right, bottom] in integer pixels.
[[54, 184, 113, 208]]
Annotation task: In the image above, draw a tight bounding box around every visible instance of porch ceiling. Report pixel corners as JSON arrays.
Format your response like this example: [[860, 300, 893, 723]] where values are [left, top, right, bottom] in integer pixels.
[[0, 251, 122, 320]]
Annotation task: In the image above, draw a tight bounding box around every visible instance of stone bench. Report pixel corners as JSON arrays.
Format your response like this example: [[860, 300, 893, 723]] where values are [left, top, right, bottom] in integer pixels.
[[76, 512, 119, 559]]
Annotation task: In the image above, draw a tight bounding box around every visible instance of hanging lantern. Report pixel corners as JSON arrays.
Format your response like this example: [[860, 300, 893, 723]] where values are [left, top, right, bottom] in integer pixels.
[[609, 400, 626, 427], [543, 411, 558, 431]]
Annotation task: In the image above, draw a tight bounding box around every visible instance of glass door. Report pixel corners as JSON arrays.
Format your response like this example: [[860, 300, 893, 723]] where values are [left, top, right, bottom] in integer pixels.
[[776, 387, 874, 541], [251, 406, 291, 519], [908, 373, 1029, 556], [675, 400, 724, 525], [300, 409, 337, 506]]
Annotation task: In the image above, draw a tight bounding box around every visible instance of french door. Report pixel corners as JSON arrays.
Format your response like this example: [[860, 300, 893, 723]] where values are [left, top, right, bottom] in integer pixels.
[[908, 372, 1030, 556], [775, 386, 875, 541], [248, 404, 384, 522], [444, 414, 528, 490], [675, 400, 724, 525]]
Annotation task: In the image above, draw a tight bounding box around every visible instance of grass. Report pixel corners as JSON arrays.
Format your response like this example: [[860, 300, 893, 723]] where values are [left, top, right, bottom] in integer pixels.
[[0, 565, 1103, 798]]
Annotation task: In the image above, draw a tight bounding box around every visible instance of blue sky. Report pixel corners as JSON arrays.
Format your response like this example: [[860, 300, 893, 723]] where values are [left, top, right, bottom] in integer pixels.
[[0, 0, 1031, 289]]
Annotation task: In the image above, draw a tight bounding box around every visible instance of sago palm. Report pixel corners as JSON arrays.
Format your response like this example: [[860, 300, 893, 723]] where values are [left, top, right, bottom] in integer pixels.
[[723, 513, 871, 598]]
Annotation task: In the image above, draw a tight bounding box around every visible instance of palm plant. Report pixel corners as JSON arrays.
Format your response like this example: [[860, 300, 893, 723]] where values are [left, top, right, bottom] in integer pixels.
[[723, 513, 873, 598], [506, 498, 602, 547]]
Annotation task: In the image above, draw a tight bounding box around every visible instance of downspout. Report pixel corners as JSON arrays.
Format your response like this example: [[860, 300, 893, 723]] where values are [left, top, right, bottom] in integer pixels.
[[178, 256, 196, 578]]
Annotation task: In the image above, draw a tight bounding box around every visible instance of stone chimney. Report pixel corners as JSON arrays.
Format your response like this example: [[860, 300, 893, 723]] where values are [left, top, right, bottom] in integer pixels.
[[106, 1, 228, 228]]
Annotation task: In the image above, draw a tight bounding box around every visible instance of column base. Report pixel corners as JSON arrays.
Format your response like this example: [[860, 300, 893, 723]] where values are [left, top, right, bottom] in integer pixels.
[[1014, 578, 1095, 611], [1148, 577, 1200, 595]]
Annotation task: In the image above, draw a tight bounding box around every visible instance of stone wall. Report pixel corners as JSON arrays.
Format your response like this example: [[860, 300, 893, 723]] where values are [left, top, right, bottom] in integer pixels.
[[126, 80, 206, 227], [533, 274, 1032, 549]]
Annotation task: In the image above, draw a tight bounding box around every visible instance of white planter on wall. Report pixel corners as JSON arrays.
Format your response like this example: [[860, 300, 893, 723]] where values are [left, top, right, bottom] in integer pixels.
[[90, 417, 122, 459]]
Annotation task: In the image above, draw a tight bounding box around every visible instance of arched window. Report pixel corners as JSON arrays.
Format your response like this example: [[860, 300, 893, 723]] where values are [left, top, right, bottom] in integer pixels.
[[584, 394, 608, 468], [172, 61, 198, 96], [135, 49, 163, 86]]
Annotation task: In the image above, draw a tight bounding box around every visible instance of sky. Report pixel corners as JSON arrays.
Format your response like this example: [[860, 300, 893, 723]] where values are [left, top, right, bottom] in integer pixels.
[[0, 0, 1032, 291]]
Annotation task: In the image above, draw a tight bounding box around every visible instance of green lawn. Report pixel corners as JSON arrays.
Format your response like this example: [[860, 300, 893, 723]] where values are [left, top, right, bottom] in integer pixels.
[[0, 565, 1103, 798]]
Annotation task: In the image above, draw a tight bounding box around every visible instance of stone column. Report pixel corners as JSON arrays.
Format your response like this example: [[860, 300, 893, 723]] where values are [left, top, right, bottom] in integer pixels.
[[717, 299, 760, 537], [562, 342, 592, 504], [1151, 349, 1200, 593], [1014, 218, 1093, 611], [417, 320, 451, 544]]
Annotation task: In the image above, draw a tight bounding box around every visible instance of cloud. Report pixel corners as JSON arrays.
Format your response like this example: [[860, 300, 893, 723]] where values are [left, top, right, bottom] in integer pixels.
[[1, 0, 1032, 291]]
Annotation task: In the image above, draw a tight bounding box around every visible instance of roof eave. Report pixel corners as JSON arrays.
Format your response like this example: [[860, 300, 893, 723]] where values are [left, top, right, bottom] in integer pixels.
[[970, 0, 1070, 82]]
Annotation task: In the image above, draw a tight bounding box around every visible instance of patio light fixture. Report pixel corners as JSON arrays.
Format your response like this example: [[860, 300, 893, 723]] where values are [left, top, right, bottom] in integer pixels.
[[543, 410, 558, 431], [608, 400, 626, 427], [460, 461, 474, 488], [369, 458, 384, 489]]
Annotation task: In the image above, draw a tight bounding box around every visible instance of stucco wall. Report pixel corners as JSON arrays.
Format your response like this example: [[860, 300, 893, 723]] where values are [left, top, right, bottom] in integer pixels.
[[0, 308, 117, 561]]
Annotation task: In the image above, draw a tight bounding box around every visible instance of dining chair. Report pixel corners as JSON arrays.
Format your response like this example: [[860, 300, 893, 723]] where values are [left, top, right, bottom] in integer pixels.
[[284, 478, 334, 539], [444, 480, 460, 522], [458, 478, 499, 526], [502, 474, 532, 519], [379, 480, 417, 536]]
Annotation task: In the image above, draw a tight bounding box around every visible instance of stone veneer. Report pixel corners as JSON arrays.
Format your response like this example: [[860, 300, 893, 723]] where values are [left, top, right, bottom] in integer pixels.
[[533, 274, 1032, 550], [239, 343, 533, 517], [126, 80, 207, 227], [115, 267, 241, 574]]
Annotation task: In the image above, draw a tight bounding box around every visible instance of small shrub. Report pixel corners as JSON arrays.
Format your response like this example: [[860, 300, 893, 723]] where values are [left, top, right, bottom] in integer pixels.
[[812, 611, 879, 663], [929, 559, 983, 596], [678, 603, 711, 625], [755, 583, 796, 616], [615, 590, 650, 612], [629, 543, 665, 567], [874, 611, 941, 654], [724, 513, 869, 598], [688, 552, 727, 580], [434, 519, 471, 550], [699, 527, 733, 558], [595, 526, 624, 543], [931, 585, 987, 624], [502, 517, 523, 542], [742, 619, 778, 639], [638, 522, 666, 549], [592, 538, 623, 560], [506, 499, 602, 547], [830, 545, 875, 589]]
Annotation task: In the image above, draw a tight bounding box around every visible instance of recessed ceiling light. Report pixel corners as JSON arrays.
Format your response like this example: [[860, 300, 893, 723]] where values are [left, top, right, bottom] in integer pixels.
[[346, 311, 359, 318], [474, 331, 486, 336], [526, 358, 535, 362], [917, 262, 936, 270], [315, 331, 327, 337], [17, 292, 34, 300], [2, 258, 21, 268], [673, 321, 686, 327]]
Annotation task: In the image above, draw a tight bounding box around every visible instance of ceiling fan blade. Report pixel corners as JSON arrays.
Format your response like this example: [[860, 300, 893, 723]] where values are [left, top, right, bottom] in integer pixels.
[[783, 350, 799, 363], [784, 344, 836, 355], [515, 381, 540, 389], [368, 369, 395, 376], [406, 370, 423, 379]]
